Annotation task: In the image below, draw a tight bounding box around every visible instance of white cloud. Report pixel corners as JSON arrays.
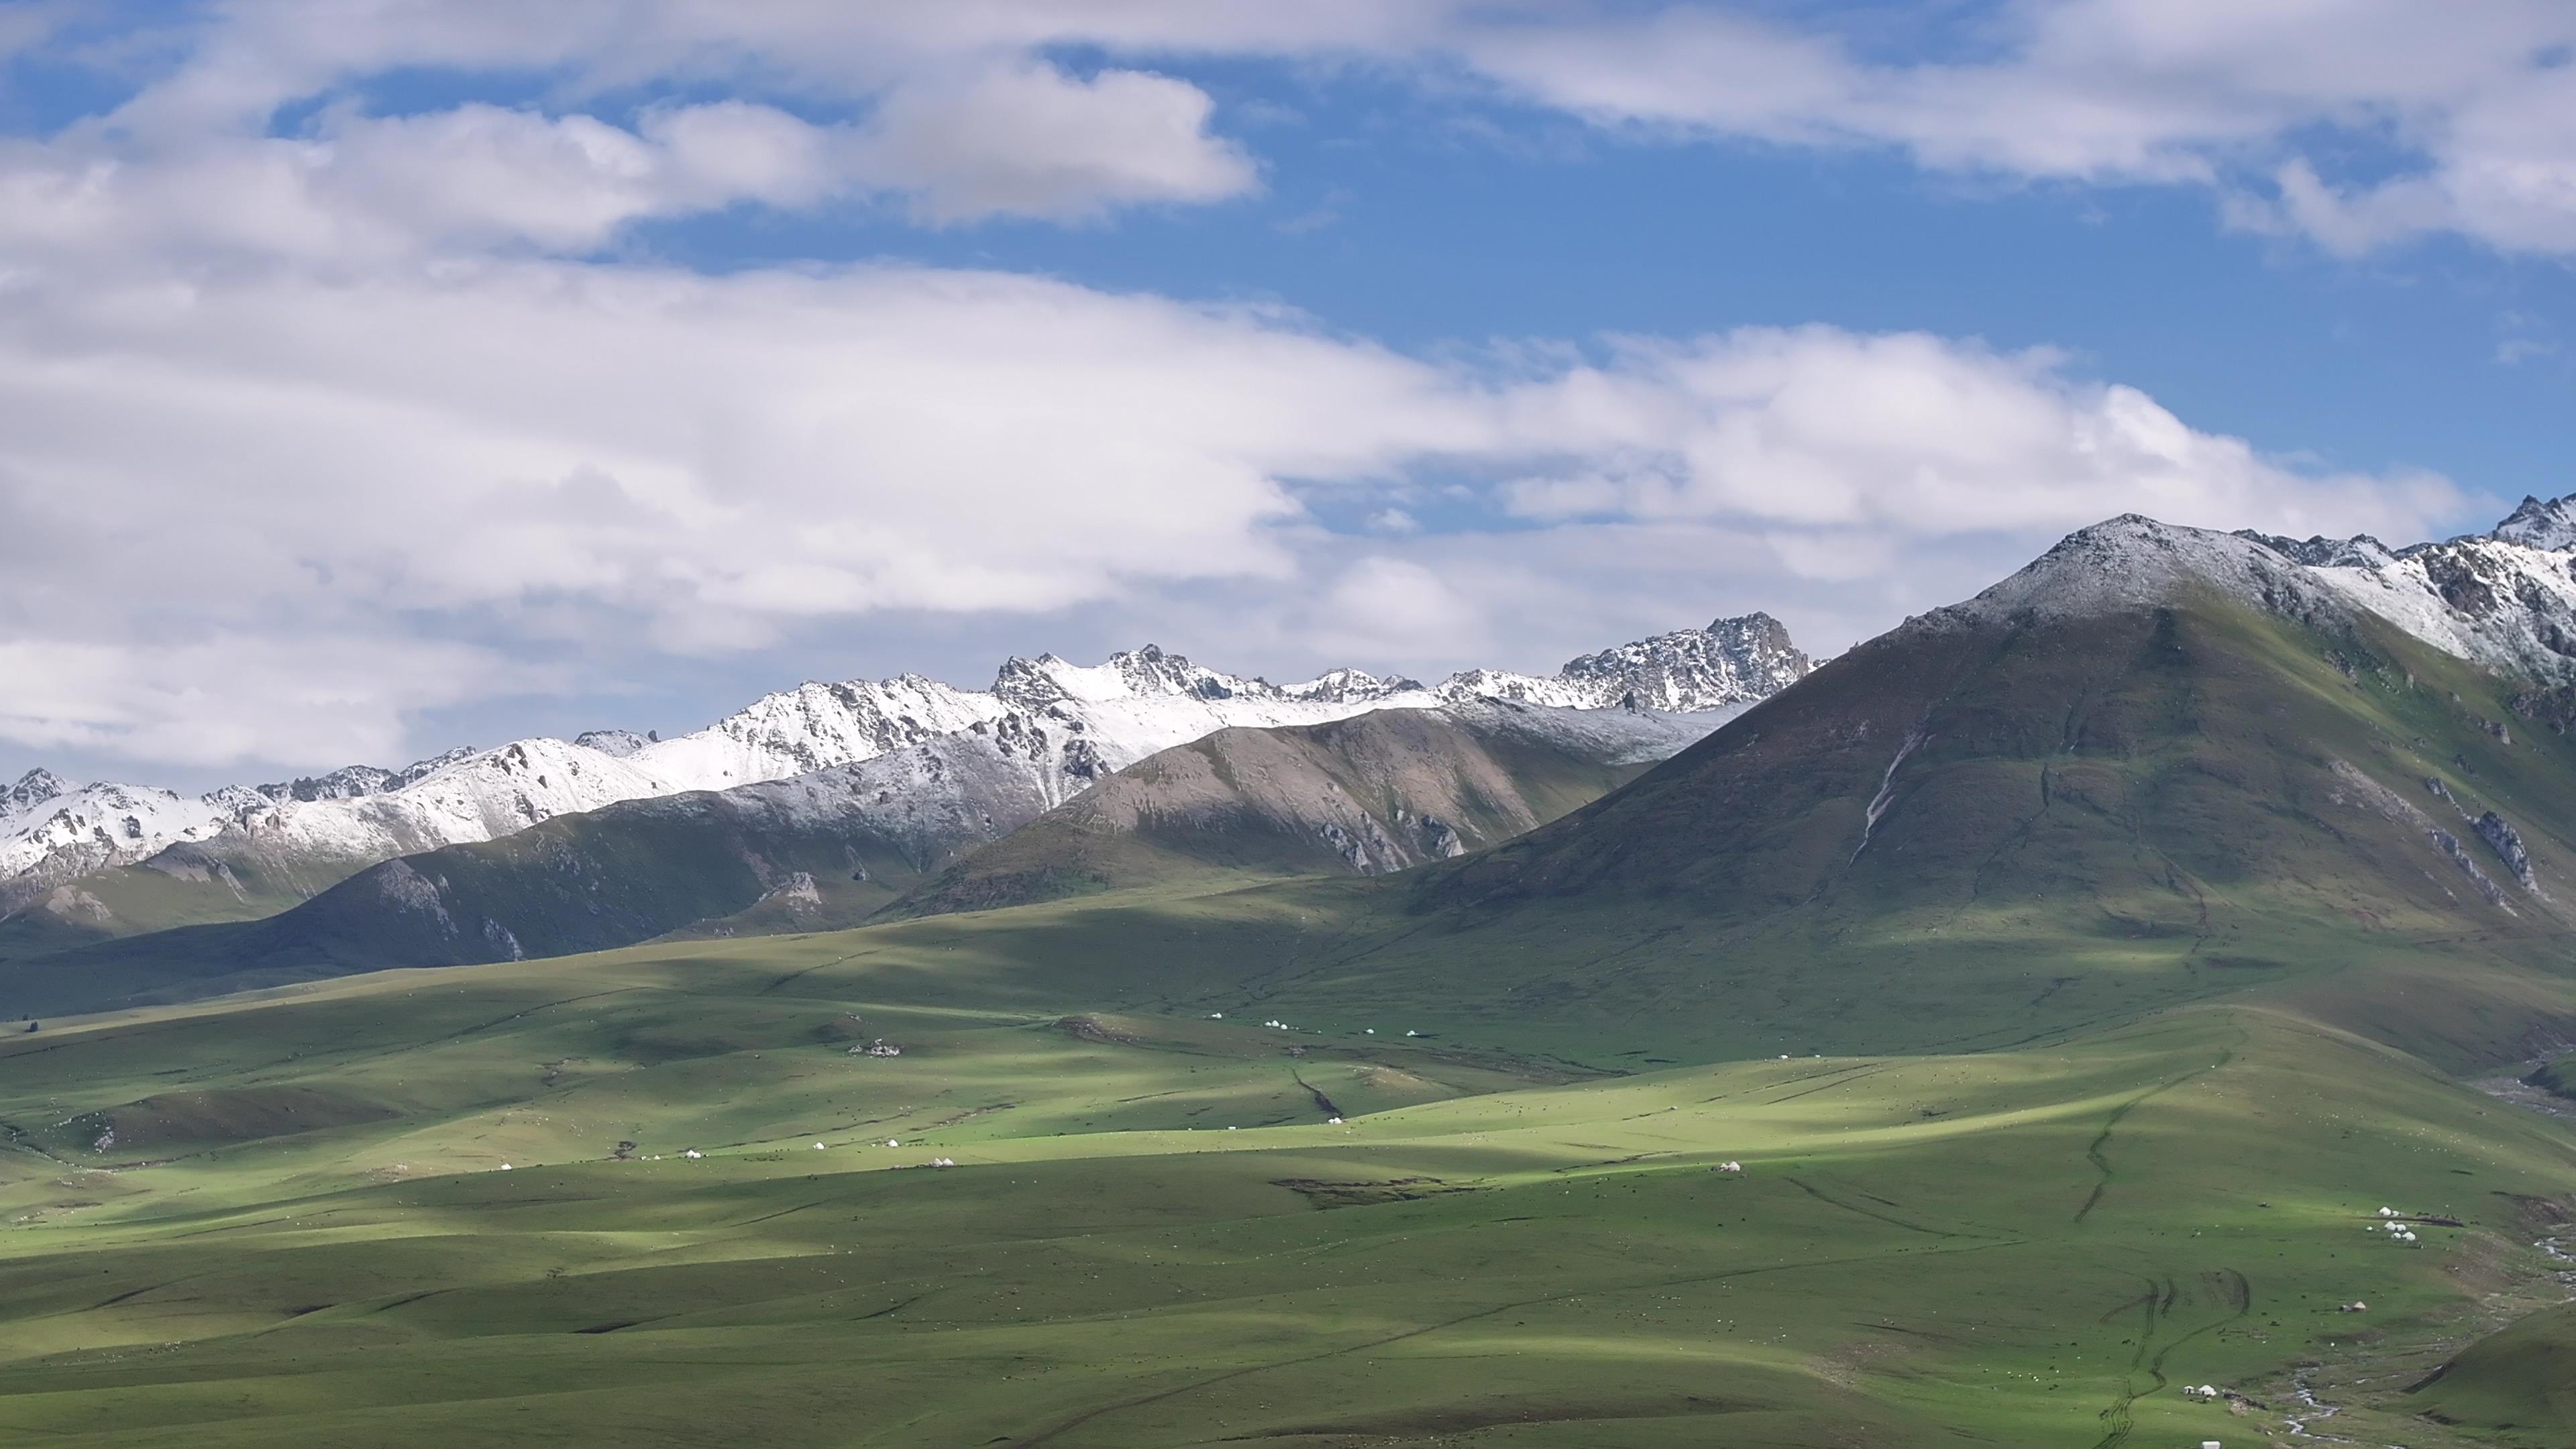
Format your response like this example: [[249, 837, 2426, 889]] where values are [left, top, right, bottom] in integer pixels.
[[0, 635, 526, 771], [855, 62, 1258, 223], [0, 255, 2469, 775], [1450, 1, 2576, 256], [9, 2, 2571, 257], [1491, 327, 2462, 543], [1304, 555, 1485, 659], [0, 3, 2524, 779]]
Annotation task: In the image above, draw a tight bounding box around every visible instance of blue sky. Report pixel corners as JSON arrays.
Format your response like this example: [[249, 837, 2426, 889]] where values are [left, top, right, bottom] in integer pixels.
[[0, 1, 2571, 789]]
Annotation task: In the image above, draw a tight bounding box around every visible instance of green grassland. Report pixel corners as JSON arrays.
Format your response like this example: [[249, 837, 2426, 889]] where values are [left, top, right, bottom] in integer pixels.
[[4, 915, 2576, 1448]]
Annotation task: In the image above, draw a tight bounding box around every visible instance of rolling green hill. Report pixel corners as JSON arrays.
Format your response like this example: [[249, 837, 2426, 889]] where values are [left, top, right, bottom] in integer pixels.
[[2410, 1297, 2576, 1440], [2, 925, 2571, 1446]]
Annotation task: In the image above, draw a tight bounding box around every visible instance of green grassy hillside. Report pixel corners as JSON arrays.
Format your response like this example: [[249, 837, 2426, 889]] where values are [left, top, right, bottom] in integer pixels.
[[1, 927, 2569, 1446], [2411, 1300, 2576, 1440]]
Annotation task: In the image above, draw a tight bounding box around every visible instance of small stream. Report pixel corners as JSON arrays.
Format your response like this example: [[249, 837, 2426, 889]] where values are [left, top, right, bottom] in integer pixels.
[[2282, 1373, 2412, 1448]]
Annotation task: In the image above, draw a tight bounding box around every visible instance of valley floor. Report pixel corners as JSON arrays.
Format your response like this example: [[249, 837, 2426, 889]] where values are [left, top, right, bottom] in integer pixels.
[[5, 928, 2575, 1447]]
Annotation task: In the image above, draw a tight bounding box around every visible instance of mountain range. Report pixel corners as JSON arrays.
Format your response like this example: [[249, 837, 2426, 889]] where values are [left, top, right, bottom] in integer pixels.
[[0, 614, 1811, 971]]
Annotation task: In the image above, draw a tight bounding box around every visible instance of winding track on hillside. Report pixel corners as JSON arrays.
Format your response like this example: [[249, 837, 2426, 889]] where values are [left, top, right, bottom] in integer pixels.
[[2085, 1269, 2254, 1449], [2074, 1032, 2241, 1225]]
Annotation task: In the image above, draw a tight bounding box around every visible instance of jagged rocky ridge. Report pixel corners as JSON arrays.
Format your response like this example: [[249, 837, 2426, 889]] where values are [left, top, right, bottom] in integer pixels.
[[0, 700, 1735, 1012], [1, 616, 1812, 922]]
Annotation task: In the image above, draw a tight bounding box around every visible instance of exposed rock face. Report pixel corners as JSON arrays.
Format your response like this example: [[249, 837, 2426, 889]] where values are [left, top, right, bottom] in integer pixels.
[[2473, 811, 2540, 894]]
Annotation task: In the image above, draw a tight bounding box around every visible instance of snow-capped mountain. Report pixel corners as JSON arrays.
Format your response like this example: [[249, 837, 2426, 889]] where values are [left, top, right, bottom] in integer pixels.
[[1919, 495, 2576, 702], [1438, 613, 1809, 711], [2, 616, 1807, 908]]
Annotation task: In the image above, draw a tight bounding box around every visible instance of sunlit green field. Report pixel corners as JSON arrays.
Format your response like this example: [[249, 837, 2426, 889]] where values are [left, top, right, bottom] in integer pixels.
[[6, 916, 2573, 1448]]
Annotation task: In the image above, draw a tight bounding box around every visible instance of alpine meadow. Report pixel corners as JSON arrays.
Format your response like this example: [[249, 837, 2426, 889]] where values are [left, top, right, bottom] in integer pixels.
[[5, 5, 2576, 1448]]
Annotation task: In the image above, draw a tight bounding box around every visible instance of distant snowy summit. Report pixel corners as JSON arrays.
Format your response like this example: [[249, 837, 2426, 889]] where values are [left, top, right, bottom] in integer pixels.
[[1, 614, 1809, 894], [1919, 493, 2576, 698], [1441, 612, 1809, 712]]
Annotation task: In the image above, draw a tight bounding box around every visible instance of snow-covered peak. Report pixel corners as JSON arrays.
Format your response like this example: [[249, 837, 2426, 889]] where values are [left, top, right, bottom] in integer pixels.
[[1437, 613, 1813, 712], [633, 676, 1004, 788], [574, 729, 650, 758], [2489, 494, 2576, 552], [1950, 515, 2330, 626], [2233, 530, 2402, 570], [3, 616, 1815, 900], [0, 778, 254, 886], [992, 645, 1267, 708], [1922, 508, 2576, 702], [256, 764, 401, 804], [1285, 667, 1426, 704], [3, 769, 64, 817]]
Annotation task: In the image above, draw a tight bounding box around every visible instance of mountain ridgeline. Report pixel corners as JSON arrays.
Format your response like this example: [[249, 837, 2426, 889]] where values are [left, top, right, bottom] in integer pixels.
[[0, 694, 1770, 1014], [0, 614, 1810, 964]]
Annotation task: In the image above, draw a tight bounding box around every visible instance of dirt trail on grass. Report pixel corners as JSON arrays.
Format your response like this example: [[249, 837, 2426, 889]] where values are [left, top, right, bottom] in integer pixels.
[[2076, 1036, 2239, 1224]]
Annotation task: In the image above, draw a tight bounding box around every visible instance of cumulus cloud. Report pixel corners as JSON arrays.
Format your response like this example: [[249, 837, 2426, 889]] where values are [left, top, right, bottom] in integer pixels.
[[0, 254, 2469, 774], [855, 62, 1258, 223], [0, 1, 2521, 780], [0, 635, 527, 771], [1490, 328, 2461, 543]]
